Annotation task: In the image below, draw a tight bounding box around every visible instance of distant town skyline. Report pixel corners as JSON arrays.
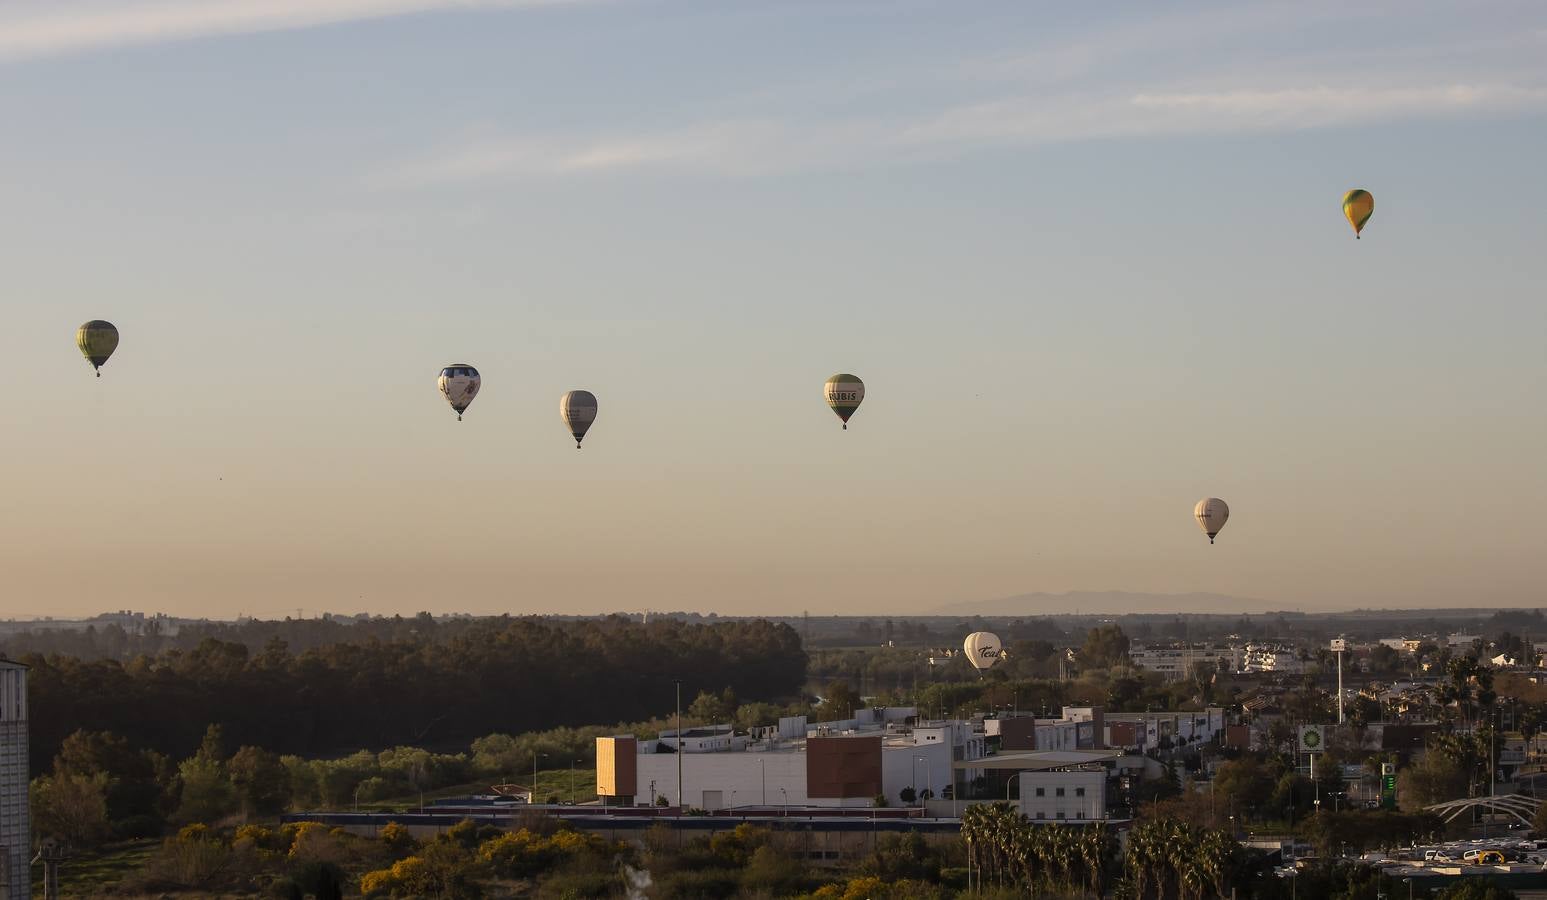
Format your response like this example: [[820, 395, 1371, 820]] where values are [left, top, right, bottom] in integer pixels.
[[2, 1, 1544, 619]]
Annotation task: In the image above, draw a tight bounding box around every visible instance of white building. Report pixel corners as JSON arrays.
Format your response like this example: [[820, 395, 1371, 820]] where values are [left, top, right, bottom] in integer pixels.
[[1018, 769, 1106, 823], [600, 714, 968, 810], [1241, 644, 1305, 675], [1129, 644, 1242, 681], [0, 661, 28, 899]]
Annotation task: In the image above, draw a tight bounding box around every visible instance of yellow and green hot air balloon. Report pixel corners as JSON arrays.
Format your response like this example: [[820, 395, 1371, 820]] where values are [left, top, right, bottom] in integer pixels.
[[76, 320, 119, 377], [824, 373, 864, 430], [1342, 189, 1374, 239]]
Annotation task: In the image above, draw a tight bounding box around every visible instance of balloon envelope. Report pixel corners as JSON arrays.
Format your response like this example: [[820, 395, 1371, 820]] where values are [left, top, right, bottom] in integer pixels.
[[76, 320, 119, 375], [438, 364, 481, 420], [963, 632, 1003, 671], [1194, 497, 1230, 544], [1342, 189, 1374, 237], [560, 390, 598, 448], [825, 374, 864, 429]]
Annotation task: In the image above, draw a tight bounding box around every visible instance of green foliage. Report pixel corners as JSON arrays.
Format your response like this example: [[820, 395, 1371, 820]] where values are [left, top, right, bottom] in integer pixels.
[[1080, 624, 1131, 669], [1436, 879, 1519, 900], [30, 770, 111, 847], [962, 803, 1118, 897], [19, 616, 808, 766], [228, 745, 291, 817]]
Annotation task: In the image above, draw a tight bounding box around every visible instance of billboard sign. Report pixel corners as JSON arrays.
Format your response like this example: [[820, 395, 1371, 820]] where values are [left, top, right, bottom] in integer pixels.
[[1330, 639, 1346, 652], [1299, 725, 1325, 752]]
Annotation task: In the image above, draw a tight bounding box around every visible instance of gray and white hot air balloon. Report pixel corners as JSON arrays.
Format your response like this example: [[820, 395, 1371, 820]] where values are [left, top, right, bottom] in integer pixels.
[[963, 632, 1003, 673], [438, 364, 481, 421], [1194, 497, 1230, 544], [560, 390, 598, 449]]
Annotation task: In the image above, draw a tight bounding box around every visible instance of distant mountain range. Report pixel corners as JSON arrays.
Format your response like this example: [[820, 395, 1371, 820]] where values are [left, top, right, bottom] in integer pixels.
[[930, 591, 1266, 617]]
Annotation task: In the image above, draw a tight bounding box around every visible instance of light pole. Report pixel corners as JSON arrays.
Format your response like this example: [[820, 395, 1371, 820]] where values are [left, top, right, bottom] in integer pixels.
[[570, 757, 578, 805], [1404, 877, 1413, 900], [730, 789, 738, 813], [533, 751, 548, 805], [760, 758, 767, 807], [1005, 771, 1026, 802], [779, 787, 788, 817], [674, 679, 684, 811], [354, 782, 364, 813]]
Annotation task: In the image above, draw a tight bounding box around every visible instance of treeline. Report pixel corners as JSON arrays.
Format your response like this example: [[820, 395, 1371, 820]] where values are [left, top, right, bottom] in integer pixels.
[[20, 615, 806, 766]]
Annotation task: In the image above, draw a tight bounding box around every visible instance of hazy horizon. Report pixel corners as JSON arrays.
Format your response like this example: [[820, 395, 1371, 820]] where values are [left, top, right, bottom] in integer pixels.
[[3, 1, 1545, 619]]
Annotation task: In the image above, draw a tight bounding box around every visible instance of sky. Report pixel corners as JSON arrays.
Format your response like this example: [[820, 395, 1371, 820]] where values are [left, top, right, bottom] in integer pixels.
[[1, 0, 1545, 620]]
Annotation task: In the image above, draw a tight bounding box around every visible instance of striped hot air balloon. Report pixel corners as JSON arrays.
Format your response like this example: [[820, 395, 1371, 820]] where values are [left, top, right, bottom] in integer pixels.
[[560, 390, 598, 449], [76, 320, 119, 377], [824, 374, 864, 430], [1342, 189, 1374, 238]]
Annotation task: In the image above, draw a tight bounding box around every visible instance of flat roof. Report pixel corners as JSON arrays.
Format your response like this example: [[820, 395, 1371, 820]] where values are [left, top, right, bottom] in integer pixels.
[[954, 749, 1121, 772]]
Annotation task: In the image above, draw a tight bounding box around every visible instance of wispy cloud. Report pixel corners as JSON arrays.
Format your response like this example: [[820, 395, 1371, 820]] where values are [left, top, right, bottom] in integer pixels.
[[370, 80, 1547, 187], [0, 0, 583, 62]]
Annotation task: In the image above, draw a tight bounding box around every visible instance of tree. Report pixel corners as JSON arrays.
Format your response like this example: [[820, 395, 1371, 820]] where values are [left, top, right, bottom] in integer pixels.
[[824, 681, 864, 718], [30, 771, 111, 847], [228, 746, 291, 817], [898, 786, 917, 805], [1436, 880, 1519, 900], [1369, 644, 1402, 673], [1213, 756, 1274, 813], [1080, 625, 1130, 670], [1399, 752, 1468, 810], [175, 725, 239, 824], [50, 728, 167, 835]]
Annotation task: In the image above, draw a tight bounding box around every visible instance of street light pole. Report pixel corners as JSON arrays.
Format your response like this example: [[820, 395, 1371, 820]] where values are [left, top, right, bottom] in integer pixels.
[[674, 679, 684, 811], [760, 758, 766, 807]]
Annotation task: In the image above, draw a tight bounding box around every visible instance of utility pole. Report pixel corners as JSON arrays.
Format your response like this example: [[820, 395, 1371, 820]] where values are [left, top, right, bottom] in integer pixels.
[[674, 679, 684, 811], [1332, 638, 1346, 725]]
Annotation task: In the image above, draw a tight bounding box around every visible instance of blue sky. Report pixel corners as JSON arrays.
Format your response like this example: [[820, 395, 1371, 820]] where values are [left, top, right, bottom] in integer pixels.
[[1, 1, 1545, 618]]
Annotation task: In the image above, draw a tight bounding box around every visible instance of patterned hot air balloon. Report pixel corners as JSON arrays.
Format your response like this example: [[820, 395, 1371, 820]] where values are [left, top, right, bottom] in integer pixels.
[[76, 320, 119, 377], [560, 390, 598, 449], [1194, 497, 1230, 545], [824, 374, 864, 430], [437, 364, 480, 421], [1343, 189, 1374, 239]]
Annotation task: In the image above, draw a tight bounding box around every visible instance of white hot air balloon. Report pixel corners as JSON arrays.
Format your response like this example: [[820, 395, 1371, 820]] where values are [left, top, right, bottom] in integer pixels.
[[560, 390, 598, 449], [963, 632, 1003, 673], [1194, 497, 1230, 544], [438, 364, 481, 421]]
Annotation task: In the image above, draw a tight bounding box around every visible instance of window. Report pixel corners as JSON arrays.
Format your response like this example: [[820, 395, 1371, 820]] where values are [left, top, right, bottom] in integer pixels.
[[1056, 811, 1065, 819], [1035, 788, 1045, 797], [1036, 812, 1045, 820], [1056, 788, 1065, 797], [1075, 787, 1085, 797]]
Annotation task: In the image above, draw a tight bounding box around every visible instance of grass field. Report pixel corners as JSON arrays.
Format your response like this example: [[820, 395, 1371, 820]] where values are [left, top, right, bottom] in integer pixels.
[[34, 839, 157, 897]]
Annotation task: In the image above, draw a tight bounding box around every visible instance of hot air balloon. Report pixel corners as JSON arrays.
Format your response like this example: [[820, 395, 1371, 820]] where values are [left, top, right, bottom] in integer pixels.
[[560, 390, 598, 449], [76, 320, 119, 377], [824, 374, 864, 430], [1194, 497, 1230, 544], [963, 632, 1003, 672], [438, 364, 480, 421], [1342, 189, 1374, 239]]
